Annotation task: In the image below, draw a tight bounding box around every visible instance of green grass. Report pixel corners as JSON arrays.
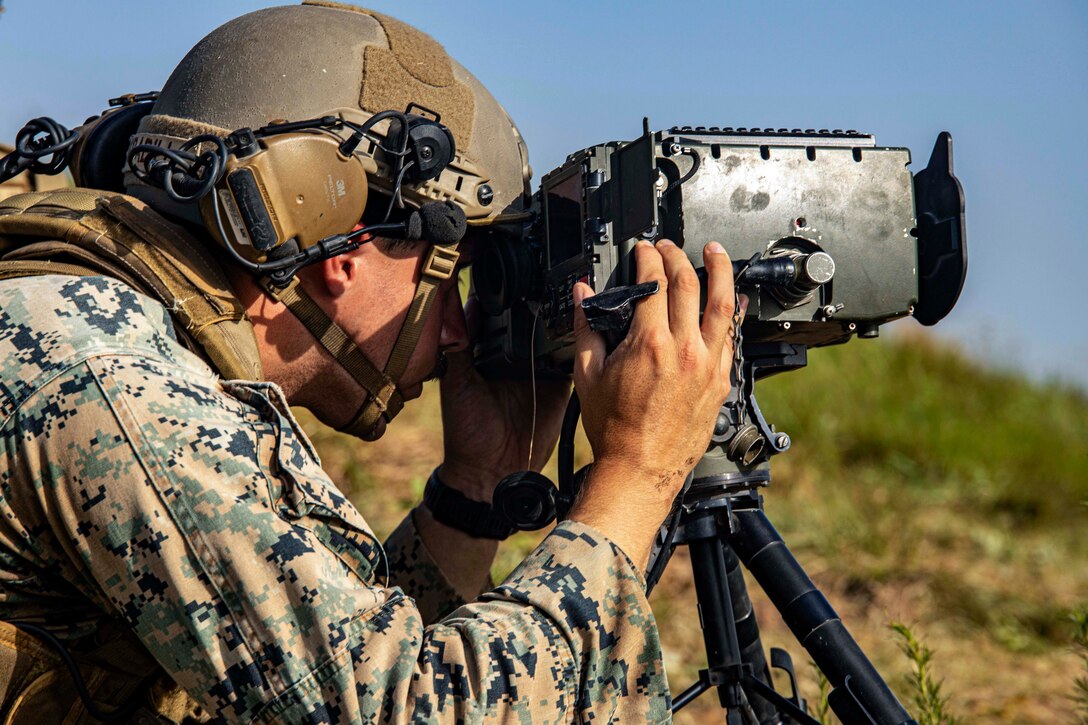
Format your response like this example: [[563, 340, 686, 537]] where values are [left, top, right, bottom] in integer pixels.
[[1073, 607, 1088, 723], [809, 662, 832, 725], [299, 329, 1088, 723], [757, 333, 1087, 527], [890, 622, 962, 725]]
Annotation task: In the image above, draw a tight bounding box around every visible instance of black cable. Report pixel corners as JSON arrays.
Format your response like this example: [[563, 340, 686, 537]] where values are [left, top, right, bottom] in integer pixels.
[[383, 160, 415, 222], [664, 146, 702, 197], [16, 117, 81, 174], [359, 111, 414, 224], [0, 116, 81, 183], [358, 109, 410, 143], [8, 622, 151, 723], [131, 133, 229, 203]]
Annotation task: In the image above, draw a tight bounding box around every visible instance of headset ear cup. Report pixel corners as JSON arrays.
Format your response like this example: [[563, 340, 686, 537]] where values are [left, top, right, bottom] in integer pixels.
[[200, 133, 369, 260], [70, 102, 155, 191]]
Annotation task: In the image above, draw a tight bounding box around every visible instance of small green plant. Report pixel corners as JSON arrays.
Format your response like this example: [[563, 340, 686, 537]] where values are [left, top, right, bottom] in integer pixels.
[[890, 622, 960, 725], [1073, 606, 1088, 724], [808, 662, 832, 725]]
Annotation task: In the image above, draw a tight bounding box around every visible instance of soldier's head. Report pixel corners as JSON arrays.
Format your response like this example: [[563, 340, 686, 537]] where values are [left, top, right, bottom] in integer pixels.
[[127, 2, 532, 439]]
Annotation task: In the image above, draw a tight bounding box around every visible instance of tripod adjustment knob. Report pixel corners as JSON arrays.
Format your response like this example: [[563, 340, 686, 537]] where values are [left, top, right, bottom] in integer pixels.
[[494, 471, 558, 531]]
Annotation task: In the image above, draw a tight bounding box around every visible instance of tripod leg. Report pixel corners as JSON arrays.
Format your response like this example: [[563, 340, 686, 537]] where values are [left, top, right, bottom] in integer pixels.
[[688, 539, 745, 724], [722, 543, 781, 724], [686, 510, 771, 724], [727, 509, 915, 725]]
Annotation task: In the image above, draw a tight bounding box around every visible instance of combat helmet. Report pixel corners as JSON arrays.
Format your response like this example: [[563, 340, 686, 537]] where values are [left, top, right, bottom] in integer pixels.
[[128, 1, 531, 227], [128, 1, 533, 439]]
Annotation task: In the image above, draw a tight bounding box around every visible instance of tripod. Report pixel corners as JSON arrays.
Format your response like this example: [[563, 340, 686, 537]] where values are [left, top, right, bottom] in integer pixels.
[[659, 483, 915, 724], [640, 343, 916, 724]]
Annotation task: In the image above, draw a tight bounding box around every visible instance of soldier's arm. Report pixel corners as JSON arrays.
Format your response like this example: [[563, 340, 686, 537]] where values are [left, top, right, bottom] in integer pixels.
[[381, 507, 477, 624], [12, 354, 670, 723]]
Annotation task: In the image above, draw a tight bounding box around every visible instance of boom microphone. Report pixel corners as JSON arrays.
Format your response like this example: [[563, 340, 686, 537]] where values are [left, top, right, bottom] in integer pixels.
[[412, 200, 467, 245], [404, 212, 423, 241]]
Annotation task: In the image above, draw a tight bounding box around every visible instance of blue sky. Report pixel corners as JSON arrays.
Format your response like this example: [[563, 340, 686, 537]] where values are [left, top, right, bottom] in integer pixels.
[[2, 0, 1085, 386]]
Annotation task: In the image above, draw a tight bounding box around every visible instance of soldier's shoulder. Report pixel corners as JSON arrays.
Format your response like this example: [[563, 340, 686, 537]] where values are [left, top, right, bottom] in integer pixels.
[[0, 274, 212, 417]]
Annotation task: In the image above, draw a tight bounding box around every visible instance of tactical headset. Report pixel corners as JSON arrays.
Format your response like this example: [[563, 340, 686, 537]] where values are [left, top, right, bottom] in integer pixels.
[[0, 93, 471, 440], [125, 102, 466, 284]]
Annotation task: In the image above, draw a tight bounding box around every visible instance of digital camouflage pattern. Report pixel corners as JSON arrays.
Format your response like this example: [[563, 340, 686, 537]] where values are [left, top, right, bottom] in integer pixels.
[[0, 274, 672, 722]]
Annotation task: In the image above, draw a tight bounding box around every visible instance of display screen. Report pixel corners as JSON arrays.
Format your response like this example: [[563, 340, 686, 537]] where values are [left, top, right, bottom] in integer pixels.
[[545, 171, 584, 266]]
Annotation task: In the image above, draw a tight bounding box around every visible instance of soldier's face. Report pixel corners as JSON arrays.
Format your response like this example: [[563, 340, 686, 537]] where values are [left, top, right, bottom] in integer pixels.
[[328, 238, 468, 399], [270, 237, 469, 439], [392, 270, 469, 401]]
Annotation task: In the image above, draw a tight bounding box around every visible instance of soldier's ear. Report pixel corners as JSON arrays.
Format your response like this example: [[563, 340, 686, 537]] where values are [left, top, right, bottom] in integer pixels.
[[317, 248, 365, 298]]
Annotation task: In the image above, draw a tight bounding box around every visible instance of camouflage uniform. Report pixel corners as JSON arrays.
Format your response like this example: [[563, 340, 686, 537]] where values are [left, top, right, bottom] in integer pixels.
[[0, 274, 672, 722]]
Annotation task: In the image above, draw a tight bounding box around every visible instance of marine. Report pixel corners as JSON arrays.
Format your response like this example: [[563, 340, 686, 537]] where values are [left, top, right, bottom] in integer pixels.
[[0, 3, 739, 722]]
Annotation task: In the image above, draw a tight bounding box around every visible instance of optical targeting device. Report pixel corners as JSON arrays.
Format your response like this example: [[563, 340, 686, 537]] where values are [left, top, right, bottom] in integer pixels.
[[482, 121, 966, 725], [473, 120, 966, 377]]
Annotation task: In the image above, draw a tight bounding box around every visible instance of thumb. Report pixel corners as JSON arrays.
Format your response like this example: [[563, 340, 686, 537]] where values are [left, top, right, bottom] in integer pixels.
[[572, 282, 606, 385]]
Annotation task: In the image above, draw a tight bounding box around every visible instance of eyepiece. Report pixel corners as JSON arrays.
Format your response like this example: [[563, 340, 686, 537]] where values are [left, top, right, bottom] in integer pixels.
[[734, 250, 837, 308], [472, 235, 535, 316]]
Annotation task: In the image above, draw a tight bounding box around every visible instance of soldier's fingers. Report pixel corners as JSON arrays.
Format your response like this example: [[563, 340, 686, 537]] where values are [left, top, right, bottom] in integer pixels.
[[629, 241, 668, 333], [573, 283, 606, 385], [700, 242, 737, 353], [657, 240, 701, 340]]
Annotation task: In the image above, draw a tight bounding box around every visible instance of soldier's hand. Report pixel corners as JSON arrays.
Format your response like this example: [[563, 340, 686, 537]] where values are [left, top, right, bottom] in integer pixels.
[[567, 239, 744, 569]]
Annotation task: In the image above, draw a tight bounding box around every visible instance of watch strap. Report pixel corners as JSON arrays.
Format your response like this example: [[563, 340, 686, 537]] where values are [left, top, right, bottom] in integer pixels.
[[423, 468, 517, 540]]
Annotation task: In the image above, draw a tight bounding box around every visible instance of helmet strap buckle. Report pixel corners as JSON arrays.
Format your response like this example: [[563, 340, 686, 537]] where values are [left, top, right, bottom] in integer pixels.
[[422, 244, 459, 281]]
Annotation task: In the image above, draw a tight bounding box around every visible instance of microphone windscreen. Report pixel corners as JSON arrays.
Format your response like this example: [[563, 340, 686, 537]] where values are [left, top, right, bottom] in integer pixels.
[[404, 211, 423, 241], [418, 201, 467, 245]]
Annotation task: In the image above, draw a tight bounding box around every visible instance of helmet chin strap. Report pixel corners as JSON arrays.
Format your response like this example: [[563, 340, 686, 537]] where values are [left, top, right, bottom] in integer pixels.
[[263, 240, 461, 440]]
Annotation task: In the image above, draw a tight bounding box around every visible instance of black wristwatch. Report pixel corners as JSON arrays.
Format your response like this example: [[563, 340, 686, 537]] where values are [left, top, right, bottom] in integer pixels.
[[422, 468, 517, 540]]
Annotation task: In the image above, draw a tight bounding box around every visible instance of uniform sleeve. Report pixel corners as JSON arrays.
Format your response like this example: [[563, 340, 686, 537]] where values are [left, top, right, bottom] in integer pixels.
[[382, 510, 467, 624], [8, 354, 672, 724]]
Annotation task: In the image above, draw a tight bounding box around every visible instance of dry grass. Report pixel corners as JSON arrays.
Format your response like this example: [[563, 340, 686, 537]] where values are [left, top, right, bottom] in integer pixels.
[[296, 333, 1087, 723]]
